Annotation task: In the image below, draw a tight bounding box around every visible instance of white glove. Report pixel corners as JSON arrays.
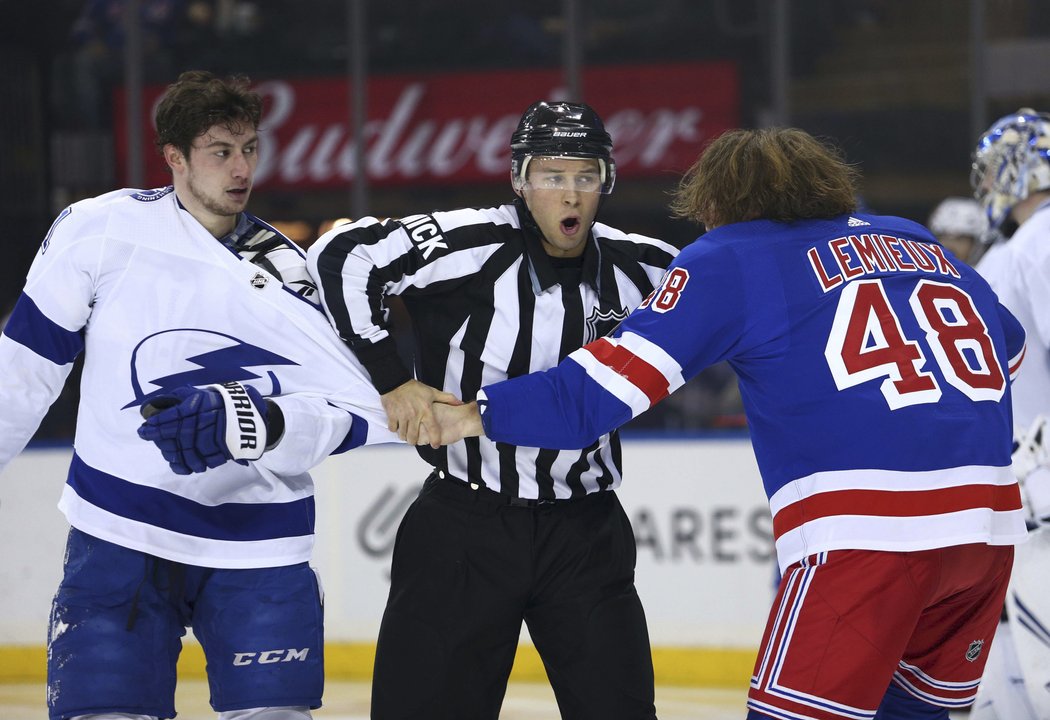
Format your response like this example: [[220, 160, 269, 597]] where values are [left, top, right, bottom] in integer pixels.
[[1012, 415, 1050, 525]]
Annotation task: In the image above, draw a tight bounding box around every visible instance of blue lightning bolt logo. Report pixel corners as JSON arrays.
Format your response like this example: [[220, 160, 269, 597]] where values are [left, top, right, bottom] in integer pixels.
[[124, 329, 299, 409]]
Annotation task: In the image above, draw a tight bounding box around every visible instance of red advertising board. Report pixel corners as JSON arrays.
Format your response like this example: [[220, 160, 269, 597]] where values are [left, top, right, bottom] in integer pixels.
[[115, 62, 738, 190]]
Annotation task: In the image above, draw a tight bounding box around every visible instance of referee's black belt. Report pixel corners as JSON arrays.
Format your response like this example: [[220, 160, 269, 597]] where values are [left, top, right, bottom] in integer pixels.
[[425, 469, 604, 509]]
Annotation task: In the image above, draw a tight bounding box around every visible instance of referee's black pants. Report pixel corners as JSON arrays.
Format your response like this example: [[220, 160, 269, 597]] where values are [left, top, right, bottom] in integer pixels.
[[370, 471, 658, 720]]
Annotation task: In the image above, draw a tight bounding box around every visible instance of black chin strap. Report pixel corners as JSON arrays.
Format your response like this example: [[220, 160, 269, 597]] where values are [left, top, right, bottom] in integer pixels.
[[513, 195, 542, 237]]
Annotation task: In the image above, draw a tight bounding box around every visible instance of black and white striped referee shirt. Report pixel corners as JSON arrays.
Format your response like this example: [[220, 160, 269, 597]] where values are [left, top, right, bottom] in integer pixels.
[[307, 200, 678, 500]]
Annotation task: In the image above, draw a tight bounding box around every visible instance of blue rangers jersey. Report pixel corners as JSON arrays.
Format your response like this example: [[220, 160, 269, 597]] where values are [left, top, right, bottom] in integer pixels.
[[479, 213, 1029, 571], [0, 187, 397, 569]]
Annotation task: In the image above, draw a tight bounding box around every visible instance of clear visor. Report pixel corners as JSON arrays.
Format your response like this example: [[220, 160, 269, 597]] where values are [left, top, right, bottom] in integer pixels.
[[514, 156, 615, 195]]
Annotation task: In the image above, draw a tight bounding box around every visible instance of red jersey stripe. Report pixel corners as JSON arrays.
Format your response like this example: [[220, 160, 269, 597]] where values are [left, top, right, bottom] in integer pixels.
[[772, 483, 1023, 538], [1009, 343, 1026, 377], [585, 338, 670, 406]]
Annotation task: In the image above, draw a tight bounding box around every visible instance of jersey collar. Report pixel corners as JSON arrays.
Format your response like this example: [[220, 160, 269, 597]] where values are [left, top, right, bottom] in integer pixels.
[[514, 198, 600, 294]]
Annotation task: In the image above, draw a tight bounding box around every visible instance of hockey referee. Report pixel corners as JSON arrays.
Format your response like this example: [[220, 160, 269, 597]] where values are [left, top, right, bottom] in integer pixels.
[[307, 100, 679, 720]]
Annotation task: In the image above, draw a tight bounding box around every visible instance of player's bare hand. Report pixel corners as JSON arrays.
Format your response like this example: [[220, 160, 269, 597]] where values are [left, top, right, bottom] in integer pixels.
[[427, 401, 484, 448], [416, 424, 433, 448], [381, 380, 461, 445]]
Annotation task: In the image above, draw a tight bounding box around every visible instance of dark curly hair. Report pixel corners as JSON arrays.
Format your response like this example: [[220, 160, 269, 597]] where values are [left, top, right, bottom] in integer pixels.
[[153, 70, 262, 159], [670, 128, 859, 228]]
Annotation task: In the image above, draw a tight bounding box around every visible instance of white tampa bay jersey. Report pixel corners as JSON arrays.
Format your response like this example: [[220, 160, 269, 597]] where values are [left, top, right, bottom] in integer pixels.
[[0, 187, 398, 568]]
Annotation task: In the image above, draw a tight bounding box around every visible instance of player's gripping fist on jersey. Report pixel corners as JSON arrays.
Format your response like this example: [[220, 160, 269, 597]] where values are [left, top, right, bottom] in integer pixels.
[[137, 381, 285, 474]]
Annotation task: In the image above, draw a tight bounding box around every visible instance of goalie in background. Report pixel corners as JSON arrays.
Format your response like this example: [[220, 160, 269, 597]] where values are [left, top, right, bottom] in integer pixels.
[[970, 108, 1050, 720], [0, 70, 396, 720]]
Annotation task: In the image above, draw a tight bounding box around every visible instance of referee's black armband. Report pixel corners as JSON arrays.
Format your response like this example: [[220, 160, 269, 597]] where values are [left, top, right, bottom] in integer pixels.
[[355, 338, 413, 394]]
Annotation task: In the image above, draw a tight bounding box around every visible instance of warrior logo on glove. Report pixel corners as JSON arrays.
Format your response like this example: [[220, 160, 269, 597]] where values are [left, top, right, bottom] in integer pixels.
[[222, 381, 262, 451]]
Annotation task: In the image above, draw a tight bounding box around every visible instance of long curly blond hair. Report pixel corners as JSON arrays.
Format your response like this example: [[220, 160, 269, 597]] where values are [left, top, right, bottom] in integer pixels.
[[670, 128, 859, 228]]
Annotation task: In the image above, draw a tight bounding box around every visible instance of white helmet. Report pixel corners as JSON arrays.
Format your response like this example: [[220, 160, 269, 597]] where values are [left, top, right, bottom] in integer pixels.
[[927, 196, 987, 238], [971, 108, 1050, 235]]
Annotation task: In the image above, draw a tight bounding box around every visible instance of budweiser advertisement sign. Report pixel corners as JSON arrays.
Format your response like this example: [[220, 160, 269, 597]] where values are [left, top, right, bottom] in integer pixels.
[[115, 62, 738, 190]]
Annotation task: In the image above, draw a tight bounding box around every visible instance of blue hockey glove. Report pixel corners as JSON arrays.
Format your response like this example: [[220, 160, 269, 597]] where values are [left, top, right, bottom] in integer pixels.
[[137, 382, 277, 475]]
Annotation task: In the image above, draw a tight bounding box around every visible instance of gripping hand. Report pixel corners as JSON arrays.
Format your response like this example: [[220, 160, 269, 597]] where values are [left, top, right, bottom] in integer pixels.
[[137, 382, 272, 475]]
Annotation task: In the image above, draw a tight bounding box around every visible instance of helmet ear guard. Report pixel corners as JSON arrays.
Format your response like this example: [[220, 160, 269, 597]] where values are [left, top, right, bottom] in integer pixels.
[[509, 100, 617, 195], [971, 107, 1050, 234]]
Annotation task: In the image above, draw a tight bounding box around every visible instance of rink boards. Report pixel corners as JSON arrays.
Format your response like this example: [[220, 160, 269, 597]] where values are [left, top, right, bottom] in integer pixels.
[[0, 437, 770, 686]]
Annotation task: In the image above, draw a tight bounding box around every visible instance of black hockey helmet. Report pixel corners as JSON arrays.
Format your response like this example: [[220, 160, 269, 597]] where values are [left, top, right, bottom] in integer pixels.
[[510, 100, 616, 194]]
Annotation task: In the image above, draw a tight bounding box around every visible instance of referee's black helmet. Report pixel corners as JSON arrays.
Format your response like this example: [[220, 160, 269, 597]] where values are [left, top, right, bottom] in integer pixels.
[[510, 101, 616, 194]]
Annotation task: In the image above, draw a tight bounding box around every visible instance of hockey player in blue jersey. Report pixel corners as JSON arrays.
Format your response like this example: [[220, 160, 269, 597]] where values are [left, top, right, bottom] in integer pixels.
[[430, 127, 1029, 720], [0, 71, 396, 719]]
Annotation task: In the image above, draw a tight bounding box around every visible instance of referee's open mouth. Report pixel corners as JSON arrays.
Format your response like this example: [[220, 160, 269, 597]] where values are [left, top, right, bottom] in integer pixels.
[[561, 216, 581, 235]]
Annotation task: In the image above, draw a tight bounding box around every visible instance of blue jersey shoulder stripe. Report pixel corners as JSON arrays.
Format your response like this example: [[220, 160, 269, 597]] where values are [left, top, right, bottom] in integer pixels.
[[3, 292, 85, 365], [67, 453, 315, 541]]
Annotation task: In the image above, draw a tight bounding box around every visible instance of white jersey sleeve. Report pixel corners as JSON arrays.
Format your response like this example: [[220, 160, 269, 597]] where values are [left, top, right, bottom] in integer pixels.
[[259, 394, 356, 475], [0, 201, 103, 471]]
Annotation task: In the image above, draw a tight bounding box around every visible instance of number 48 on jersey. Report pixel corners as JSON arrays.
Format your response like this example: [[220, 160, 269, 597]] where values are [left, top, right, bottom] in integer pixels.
[[825, 278, 1006, 410]]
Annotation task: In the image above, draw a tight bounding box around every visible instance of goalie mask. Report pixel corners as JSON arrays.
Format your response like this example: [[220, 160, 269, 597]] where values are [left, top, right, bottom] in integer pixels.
[[510, 101, 616, 195], [971, 108, 1050, 237]]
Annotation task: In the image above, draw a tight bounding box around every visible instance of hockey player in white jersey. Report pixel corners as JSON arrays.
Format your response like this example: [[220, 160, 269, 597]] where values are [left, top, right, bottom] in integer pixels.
[[0, 71, 396, 719], [926, 196, 986, 264], [970, 108, 1050, 720]]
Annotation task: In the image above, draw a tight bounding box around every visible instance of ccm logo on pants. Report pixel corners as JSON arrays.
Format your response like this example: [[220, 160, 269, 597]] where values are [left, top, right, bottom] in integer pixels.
[[233, 648, 310, 665]]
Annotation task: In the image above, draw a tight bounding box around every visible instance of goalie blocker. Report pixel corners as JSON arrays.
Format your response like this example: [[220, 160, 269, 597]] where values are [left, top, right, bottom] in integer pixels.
[[137, 381, 285, 474]]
